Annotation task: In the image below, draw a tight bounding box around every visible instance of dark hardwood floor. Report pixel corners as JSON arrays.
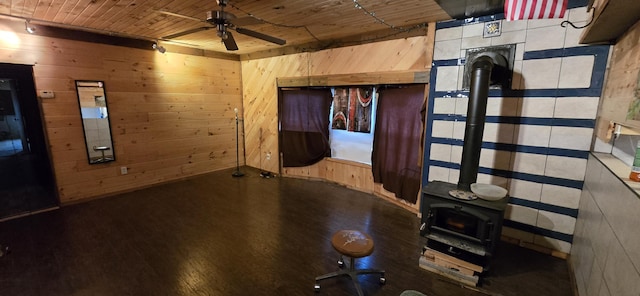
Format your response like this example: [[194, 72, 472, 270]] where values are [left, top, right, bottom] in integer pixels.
[[0, 167, 573, 296]]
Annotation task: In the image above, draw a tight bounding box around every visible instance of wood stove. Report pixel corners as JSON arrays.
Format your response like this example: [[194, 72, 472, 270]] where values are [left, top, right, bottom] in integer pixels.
[[420, 181, 509, 269], [421, 49, 512, 272]]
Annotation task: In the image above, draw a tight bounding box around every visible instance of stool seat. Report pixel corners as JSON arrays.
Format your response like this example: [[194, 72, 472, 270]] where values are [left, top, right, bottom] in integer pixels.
[[331, 230, 374, 258], [315, 230, 385, 296], [92, 146, 112, 162]]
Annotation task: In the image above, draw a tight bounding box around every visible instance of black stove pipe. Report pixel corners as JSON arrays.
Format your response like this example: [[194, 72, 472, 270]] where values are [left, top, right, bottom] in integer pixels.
[[457, 54, 507, 192]]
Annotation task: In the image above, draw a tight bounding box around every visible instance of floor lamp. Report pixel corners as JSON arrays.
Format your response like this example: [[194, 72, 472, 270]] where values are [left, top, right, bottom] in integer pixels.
[[232, 108, 244, 177]]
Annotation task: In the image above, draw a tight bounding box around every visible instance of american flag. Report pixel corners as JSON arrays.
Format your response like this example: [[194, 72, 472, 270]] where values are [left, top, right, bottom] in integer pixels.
[[504, 0, 568, 21]]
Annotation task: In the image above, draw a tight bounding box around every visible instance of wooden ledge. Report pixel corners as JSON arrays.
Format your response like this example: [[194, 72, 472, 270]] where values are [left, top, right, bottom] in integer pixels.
[[277, 70, 430, 87]]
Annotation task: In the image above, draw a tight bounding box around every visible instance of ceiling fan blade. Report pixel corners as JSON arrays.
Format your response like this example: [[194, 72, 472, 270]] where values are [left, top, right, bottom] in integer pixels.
[[228, 16, 264, 27], [157, 10, 204, 23], [163, 27, 212, 39], [161, 39, 202, 47], [235, 27, 286, 45], [223, 31, 239, 51]]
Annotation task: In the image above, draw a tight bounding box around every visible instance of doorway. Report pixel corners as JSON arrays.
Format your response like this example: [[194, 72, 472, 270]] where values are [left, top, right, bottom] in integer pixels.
[[0, 63, 58, 220]]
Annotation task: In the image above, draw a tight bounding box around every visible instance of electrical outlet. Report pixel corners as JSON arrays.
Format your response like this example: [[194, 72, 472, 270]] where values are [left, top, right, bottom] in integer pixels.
[[266, 152, 271, 160], [120, 167, 128, 175]]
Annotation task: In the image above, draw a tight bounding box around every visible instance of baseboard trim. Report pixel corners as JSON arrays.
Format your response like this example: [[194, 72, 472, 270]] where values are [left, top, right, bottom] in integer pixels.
[[501, 235, 569, 260]]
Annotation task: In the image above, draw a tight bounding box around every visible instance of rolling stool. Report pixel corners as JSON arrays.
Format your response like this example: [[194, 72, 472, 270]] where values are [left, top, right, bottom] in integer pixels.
[[93, 146, 110, 162], [314, 230, 385, 296]]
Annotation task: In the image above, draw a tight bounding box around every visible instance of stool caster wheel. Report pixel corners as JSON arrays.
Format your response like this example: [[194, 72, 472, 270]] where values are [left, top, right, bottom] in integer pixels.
[[337, 258, 345, 268], [314, 283, 320, 292], [379, 277, 386, 285]]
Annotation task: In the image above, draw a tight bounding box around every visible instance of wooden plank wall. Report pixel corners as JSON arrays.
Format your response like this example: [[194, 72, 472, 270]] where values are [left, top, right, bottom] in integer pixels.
[[282, 158, 374, 189], [0, 19, 243, 203], [310, 36, 432, 75], [241, 30, 434, 210], [597, 18, 640, 129], [240, 53, 310, 173]]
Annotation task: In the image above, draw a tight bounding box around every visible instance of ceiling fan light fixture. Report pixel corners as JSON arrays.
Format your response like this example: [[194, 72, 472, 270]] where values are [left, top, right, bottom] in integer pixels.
[[217, 30, 228, 40]]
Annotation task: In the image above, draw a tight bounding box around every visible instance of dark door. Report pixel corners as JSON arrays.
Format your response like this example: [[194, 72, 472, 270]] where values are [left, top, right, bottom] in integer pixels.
[[0, 63, 58, 220]]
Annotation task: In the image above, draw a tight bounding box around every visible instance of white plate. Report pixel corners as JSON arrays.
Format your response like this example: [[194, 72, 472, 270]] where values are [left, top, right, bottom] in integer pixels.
[[470, 183, 507, 201]]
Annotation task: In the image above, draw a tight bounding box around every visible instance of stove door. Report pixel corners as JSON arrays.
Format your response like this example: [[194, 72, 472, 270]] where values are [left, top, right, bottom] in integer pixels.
[[422, 203, 494, 245]]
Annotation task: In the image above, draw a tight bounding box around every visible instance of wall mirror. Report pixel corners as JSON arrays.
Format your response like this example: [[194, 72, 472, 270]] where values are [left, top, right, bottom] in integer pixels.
[[75, 80, 115, 164]]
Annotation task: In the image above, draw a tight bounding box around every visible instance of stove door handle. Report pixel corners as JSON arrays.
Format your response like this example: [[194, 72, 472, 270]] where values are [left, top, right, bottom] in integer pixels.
[[447, 246, 459, 255], [485, 221, 494, 243], [425, 210, 434, 227]]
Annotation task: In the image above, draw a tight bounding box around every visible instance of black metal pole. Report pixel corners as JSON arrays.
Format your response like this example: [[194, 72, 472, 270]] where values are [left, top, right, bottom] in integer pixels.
[[232, 108, 244, 177], [457, 56, 494, 191]]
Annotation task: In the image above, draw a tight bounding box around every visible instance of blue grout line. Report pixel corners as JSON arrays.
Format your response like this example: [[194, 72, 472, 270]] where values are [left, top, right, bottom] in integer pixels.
[[428, 160, 584, 189], [430, 137, 590, 159], [503, 219, 574, 243], [510, 197, 579, 218]]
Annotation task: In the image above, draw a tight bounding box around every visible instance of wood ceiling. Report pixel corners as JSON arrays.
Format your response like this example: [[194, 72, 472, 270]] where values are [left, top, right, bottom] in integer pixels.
[[0, 0, 453, 55]]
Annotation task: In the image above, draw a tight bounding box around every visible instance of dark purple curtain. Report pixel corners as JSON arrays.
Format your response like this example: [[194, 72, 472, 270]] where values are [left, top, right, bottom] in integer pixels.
[[372, 84, 425, 204], [279, 88, 332, 167]]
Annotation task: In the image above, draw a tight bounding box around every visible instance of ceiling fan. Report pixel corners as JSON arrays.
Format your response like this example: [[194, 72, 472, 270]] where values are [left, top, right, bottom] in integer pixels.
[[160, 0, 286, 51]]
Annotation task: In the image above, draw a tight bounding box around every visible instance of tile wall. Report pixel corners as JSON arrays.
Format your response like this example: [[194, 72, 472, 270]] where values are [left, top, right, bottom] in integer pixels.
[[422, 6, 610, 254], [572, 154, 640, 296]]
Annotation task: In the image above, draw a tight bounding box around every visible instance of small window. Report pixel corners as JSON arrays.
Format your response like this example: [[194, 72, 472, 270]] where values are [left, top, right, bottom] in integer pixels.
[[329, 86, 378, 165]]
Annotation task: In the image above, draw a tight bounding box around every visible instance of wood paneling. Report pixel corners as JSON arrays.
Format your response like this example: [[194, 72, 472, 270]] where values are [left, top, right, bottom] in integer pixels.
[[283, 158, 421, 212], [2, 0, 451, 55], [242, 31, 434, 208], [283, 158, 374, 191], [597, 18, 640, 130], [1, 20, 435, 206], [1, 18, 243, 203], [579, 0, 640, 44], [241, 53, 309, 173], [310, 36, 432, 74], [242, 34, 433, 171]]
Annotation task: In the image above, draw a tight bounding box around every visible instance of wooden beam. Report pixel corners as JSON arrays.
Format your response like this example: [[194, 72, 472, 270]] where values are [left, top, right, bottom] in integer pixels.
[[277, 70, 430, 87], [162, 44, 240, 61], [0, 17, 238, 61]]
